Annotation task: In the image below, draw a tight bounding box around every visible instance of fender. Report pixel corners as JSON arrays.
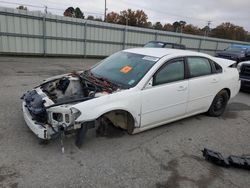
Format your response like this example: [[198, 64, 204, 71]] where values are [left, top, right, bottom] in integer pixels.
[[72, 87, 142, 127]]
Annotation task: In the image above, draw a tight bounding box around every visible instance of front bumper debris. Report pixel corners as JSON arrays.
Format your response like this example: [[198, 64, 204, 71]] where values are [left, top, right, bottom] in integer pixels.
[[22, 102, 52, 139]]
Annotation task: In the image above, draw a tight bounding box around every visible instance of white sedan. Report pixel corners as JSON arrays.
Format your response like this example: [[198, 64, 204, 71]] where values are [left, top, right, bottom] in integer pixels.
[[21, 48, 240, 146]]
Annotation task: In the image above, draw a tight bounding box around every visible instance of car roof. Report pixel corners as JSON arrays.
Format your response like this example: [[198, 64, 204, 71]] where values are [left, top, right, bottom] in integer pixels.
[[231, 44, 250, 50], [239, 60, 250, 65], [147, 41, 185, 46], [124, 48, 210, 58]]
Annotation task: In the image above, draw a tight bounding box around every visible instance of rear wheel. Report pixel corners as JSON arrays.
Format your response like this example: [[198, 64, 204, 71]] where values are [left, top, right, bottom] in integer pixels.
[[207, 90, 229, 117]]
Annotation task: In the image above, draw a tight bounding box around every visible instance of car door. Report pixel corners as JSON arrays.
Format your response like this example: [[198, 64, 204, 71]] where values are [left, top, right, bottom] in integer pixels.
[[140, 58, 188, 128], [186, 57, 221, 114]]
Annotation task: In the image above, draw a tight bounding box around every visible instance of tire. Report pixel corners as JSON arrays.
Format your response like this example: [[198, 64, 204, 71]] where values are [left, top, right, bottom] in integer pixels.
[[38, 138, 49, 145], [207, 90, 229, 117]]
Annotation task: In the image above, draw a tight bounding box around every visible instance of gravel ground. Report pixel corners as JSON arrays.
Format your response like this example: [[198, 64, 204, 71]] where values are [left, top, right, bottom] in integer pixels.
[[0, 56, 250, 188]]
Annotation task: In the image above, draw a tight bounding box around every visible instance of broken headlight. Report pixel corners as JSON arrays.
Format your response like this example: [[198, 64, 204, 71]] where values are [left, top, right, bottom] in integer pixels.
[[47, 108, 73, 128], [52, 112, 63, 122]]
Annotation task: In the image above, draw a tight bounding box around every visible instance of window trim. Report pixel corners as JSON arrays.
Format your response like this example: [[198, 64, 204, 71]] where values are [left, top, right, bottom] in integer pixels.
[[210, 60, 223, 74], [142, 55, 222, 90], [152, 57, 186, 86]]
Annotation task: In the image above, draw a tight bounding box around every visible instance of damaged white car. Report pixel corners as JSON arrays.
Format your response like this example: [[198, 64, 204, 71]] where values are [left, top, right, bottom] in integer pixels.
[[21, 48, 240, 147]]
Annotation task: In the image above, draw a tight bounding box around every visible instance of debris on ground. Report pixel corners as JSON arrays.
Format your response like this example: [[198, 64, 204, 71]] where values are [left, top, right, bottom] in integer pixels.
[[202, 148, 250, 170]]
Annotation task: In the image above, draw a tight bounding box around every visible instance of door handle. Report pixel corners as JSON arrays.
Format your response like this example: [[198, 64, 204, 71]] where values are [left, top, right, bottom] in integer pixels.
[[177, 86, 187, 91], [211, 78, 218, 83]]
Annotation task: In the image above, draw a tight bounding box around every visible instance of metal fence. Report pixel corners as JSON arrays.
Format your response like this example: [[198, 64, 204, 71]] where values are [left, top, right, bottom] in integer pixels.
[[0, 7, 250, 57]]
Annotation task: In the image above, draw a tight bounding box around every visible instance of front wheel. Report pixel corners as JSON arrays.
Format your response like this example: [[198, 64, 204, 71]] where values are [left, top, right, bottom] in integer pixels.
[[207, 90, 229, 117]]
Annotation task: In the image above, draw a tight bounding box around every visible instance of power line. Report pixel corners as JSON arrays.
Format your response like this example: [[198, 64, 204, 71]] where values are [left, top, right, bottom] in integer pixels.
[[117, 0, 211, 23], [0, 1, 43, 8], [46, 0, 104, 13], [47, 7, 103, 15], [0, 0, 104, 16], [0, 0, 212, 23]]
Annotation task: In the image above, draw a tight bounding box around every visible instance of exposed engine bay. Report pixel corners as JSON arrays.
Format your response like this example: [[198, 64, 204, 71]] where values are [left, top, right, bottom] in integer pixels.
[[21, 71, 120, 146], [41, 71, 118, 105]]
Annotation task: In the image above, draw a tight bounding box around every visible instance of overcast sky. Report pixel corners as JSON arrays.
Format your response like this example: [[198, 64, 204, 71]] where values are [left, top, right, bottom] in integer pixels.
[[1, 0, 249, 31]]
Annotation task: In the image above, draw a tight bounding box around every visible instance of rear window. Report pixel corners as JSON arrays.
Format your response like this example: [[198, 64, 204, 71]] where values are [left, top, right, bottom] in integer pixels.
[[187, 57, 212, 77], [213, 62, 223, 73]]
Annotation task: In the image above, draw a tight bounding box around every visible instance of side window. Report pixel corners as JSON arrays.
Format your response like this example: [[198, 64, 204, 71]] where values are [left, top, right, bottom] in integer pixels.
[[187, 57, 212, 77], [153, 59, 184, 86], [213, 62, 223, 73]]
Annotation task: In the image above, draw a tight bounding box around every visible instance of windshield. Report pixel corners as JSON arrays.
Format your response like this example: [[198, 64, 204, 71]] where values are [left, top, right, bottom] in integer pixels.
[[225, 46, 247, 53], [144, 42, 165, 48], [90, 51, 159, 88]]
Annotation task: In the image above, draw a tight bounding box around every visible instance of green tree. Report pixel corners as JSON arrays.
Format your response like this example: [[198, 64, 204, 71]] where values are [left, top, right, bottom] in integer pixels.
[[153, 22, 163, 30], [75, 7, 84, 19], [63, 7, 84, 19], [173, 21, 181, 32], [179, 20, 186, 33], [16, 5, 28, 10], [172, 21, 186, 33]]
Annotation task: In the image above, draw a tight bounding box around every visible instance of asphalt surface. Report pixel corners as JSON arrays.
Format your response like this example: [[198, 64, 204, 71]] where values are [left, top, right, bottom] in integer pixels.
[[0, 56, 250, 188]]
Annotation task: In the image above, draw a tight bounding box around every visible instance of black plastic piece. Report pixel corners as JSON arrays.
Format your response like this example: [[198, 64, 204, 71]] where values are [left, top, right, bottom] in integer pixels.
[[75, 124, 89, 148], [22, 90, 47, 123], [202, 148, 250, 170], [228, 155, 250, 170], [202, 148, 230, 167], [57, 77, 70, 94]]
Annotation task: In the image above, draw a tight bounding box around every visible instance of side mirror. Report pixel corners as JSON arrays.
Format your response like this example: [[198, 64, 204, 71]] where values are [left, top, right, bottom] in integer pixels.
[[144, 78, 153, 89]]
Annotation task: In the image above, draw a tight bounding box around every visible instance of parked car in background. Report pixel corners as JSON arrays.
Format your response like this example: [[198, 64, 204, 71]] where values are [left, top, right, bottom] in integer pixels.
[[144, 41, 186, 49], [237, 60, 250, 91], [21, 48, 240, 147], [216, 44, 250, 62]]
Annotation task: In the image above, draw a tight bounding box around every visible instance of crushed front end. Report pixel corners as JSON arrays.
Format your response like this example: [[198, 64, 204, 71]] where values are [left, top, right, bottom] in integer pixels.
[[21, 71, 118, 141]]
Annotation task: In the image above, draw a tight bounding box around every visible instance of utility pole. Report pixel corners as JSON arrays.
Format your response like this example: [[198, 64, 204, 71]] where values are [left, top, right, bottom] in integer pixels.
[[204, 20, 211, 37], [44, 5, 47, 14], [207, 20, 211, 36], [104, 0, 107, 22], [207, 20, 211, 28]]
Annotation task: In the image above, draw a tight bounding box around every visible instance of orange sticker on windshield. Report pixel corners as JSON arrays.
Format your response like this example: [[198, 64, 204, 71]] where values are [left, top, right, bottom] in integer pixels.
[[120, 66, 132, 74]]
